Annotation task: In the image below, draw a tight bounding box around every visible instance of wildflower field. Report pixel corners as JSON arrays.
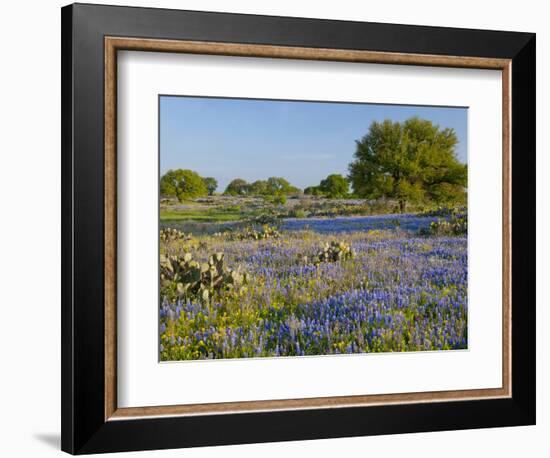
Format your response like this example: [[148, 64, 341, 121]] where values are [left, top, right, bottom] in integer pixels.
[[159, 206, 468, 361]]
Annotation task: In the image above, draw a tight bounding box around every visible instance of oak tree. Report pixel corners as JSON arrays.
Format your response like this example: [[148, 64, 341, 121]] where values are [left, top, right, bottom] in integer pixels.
[[348, 117, 467, 212]]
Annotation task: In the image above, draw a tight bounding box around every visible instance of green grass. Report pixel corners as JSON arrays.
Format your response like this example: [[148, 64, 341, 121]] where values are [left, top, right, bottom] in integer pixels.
[[160, 209, 248, 223]]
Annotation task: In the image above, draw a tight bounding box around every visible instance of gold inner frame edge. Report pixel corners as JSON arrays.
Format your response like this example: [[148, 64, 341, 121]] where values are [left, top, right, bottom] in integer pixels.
[[104, 37, 512, 421]]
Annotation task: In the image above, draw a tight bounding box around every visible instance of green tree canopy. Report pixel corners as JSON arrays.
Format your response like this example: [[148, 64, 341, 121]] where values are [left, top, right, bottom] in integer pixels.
[[202, 177, 218, 196], [160, 169, 208, 202], [304, 186, 322, 196], [318, 174, 349, 198], [249, 180, 269, 195], [224, 178, 250, 196], [265, 177, 300, 195], [348, 117, 467, 212]]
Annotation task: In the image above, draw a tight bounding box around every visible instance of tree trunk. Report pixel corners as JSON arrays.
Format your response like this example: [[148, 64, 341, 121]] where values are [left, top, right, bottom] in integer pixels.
[[399, 199, 405, 213]]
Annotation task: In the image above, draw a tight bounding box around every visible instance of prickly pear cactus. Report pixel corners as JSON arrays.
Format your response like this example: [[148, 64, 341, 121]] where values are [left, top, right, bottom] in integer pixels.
[[229, 224, 280, 241], [160, 228, 191, 243], [160, 228, 199, 255], [313, 240, 355, 265], [421, 209, 467, 236], [160, 251, 249, 302]]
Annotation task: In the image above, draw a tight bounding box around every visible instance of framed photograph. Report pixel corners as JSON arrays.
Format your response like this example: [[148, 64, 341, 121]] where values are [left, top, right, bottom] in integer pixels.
[[61, 3, 536, 454]]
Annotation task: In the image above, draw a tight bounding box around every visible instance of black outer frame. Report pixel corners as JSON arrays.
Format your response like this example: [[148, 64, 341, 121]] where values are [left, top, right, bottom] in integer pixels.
[[61, 3, 536, 454]]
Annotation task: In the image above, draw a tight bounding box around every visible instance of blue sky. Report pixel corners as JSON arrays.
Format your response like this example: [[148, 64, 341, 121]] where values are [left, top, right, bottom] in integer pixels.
[[160, 96, 467, 192]]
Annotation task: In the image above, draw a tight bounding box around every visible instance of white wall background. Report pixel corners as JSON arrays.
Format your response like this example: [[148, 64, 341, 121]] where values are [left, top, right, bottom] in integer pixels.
[[0, 0, 545, 456]]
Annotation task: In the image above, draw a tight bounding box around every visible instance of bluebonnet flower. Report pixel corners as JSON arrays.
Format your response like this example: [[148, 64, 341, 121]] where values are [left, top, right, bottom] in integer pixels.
[[159, 214, 467, 360]]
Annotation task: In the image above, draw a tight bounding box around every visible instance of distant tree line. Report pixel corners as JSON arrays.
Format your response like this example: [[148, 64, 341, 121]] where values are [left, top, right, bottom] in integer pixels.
[[224, 177, 300, 197], [160, 117, 467, 211]]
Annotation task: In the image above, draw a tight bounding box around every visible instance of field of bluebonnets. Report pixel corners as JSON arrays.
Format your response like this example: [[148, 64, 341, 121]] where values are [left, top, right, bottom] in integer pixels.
[[159, 197, 468, 361]]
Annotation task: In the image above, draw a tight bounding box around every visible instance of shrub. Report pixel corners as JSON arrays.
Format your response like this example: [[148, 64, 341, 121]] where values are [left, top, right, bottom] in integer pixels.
[[276, 195, 287, 205], [263, 194, 287, 205], [290, 208, 307, 218]]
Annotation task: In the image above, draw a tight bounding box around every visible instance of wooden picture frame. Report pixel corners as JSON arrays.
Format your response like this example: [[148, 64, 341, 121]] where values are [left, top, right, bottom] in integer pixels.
[[62, 3, 535, 454]]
